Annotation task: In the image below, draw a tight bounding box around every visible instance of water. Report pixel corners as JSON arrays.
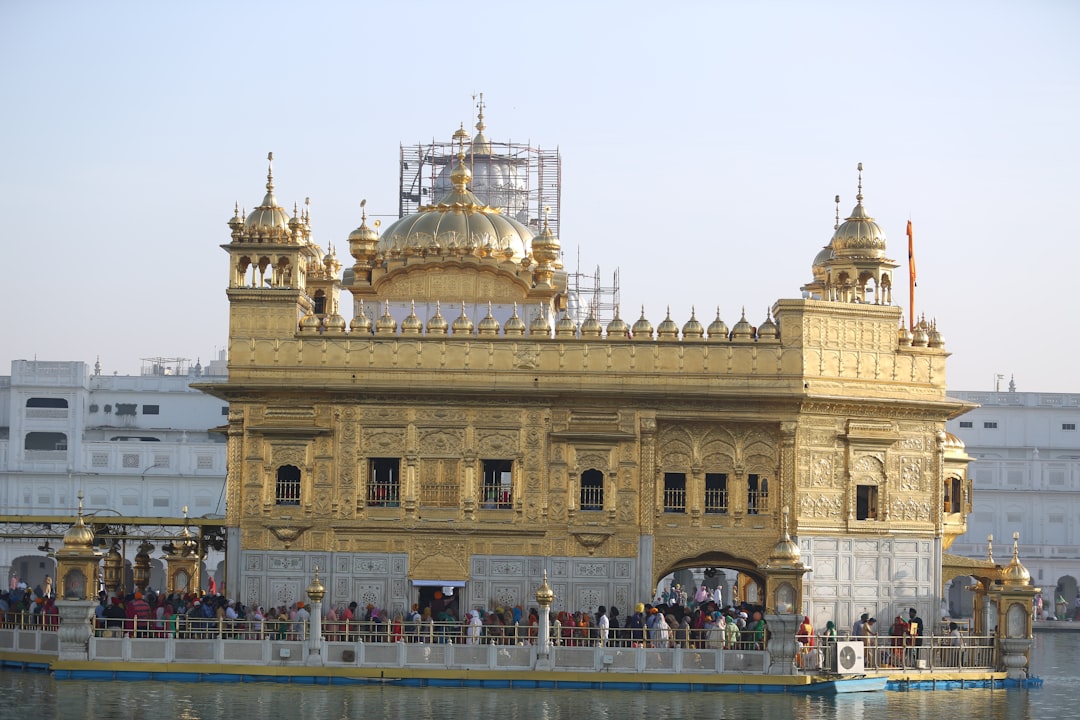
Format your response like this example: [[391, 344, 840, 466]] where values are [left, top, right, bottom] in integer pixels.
[[1, 633, 1074, 720]]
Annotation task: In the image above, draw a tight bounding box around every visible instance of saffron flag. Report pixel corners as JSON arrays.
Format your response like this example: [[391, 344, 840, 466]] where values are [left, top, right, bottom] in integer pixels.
[[907, 220, 917, 287]]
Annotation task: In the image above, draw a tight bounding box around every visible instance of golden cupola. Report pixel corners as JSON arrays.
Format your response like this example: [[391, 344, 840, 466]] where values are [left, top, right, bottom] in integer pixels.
[[241, 153, 293, 241], [831, 165, 887, 260], [375, 131, 535, 263]]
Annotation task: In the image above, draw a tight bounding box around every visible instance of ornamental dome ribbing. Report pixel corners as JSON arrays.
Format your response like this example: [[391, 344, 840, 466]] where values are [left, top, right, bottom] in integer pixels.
[[401, 303, 424, 335], [555, 312, 578, 338], [377, 138, 534, 261], [656, 308, 679, 340], [830, 165, 887, 259], [351, 301, 373, 334], [452, 303, 475, 335], [607, 311, 630, 338], [631, 308, 653, 340], [580, 310, 603, 338], [503, 305, 526, 336], [707, 309, 729, 341], [243, 154, 292, 239], [427, 303, 449, 335], [681, 308, 705, 341]]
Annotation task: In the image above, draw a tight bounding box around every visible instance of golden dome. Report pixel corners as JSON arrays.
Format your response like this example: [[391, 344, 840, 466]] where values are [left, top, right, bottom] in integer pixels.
[[452, 303, 475, 335], [757, 309, 778, 340], [730, 309, 754, 340], [580, 310, 603, 338], [299, 311, 322, 334], [555, 312, 578, 338], [928, 322, 945, 348], [1000, 535, 1031, 586], [324, 313, 347, 333], [376, 302, 398, 335], [478, 303, 501, 336], [529, 307, 551, 336], [898, 323, 912, 346], [348, 200, 380, 262], [401, 302, 424, 335], [377, 141, 534, 261], [681, 308, 705, 341], [707, 308, 729, 341], [350, 300, 373, 334], [811, 244, 834, 279], [606, 310, 630, 338], [503, 304, 526, 336], [769, 534, 803, 566], [912, 324, 929, 347], [942, 431, 965, 452], [306, 566, 326, 603], [535, 570, 555, 606], [62, 507, 95, 550], [427, 302, 449, 335], [631, 307, 653, 341], [831, 164, 887, 259], [243, 153, 292, 240], [657, 308, 679, 340]]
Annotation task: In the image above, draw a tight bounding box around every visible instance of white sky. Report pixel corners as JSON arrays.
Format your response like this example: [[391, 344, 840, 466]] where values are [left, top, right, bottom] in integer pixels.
[[2, 0, 1077, 393]]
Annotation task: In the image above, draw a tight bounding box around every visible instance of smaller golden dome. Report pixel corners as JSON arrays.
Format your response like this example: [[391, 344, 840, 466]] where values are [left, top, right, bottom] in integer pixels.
[[503, 304, 526, 336], [631, 307, 653, 341], [769, 534, 802, 565], [306, 566, 326, 603], [898, 323, 912, 346], [942, 431, 965, 451], [350, 301, 373, 334], [1001, 535, 1031, 586], [62, 510, 95, 550], [928, 322, 944, 348], [730, 308, 754, 340], [607, 310, 630, 338], [427, 302, 449, 335], [656, 307, 679, 340], [757, 309, 778, 340], [478, 303, 501, 336], [535, 570, 555, 606], [580, 310, 603, 338], [529, 306, 551, 336], [401, 302, 424, 335], [555, 312, 578, 338], [912, 324, 929, 347], [243, 153, 292, 239], [707, 308, 729, 341], [376, 302, 398, 335], [299, 311, 322, 334], [452, 303, 475, 335], [681, 308, 705, 341], [324, 313, 347, 333]]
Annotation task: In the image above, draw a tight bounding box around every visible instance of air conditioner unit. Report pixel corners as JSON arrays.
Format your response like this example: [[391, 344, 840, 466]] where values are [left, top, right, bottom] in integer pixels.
[[834, 641, 865, 674]]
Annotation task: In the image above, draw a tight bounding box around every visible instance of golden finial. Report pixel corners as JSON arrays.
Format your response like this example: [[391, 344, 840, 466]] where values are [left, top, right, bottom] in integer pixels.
[[475, 91, 486, 133], [987, 533, 994, 563], [834, 195, 841, 229], [360, 198, 367, 223], [856, 162, 863, 204], [266, 152, 274, 193], [304, 196, 311, 224]]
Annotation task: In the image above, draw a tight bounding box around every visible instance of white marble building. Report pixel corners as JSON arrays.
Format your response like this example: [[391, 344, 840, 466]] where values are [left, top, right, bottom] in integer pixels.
[[0, 356, 228, 594], [946, 388, 1080, 616]]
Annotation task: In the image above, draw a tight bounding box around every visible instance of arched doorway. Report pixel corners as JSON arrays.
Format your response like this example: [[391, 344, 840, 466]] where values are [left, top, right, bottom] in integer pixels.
[[654, 551, 767, 613]]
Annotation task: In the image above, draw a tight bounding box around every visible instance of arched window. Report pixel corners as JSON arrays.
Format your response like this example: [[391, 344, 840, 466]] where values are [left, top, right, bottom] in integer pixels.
[[943, 475, 962, 514], [580, 470, 604, 511], [747, 474, 768, 515], [276, 465, 301, 505], [313, 291, 326, 315]]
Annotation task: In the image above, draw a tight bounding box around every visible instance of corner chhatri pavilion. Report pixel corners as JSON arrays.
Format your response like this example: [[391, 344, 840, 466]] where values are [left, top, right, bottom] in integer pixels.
[[203, 104, 977, 632]]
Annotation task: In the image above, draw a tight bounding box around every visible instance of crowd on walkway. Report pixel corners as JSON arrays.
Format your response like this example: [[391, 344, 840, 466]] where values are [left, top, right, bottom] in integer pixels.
[[0, 576, 59, 629]]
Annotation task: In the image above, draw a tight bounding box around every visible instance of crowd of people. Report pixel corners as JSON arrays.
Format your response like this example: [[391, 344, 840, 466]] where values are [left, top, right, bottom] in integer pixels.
[[0, 576, 59, 629]]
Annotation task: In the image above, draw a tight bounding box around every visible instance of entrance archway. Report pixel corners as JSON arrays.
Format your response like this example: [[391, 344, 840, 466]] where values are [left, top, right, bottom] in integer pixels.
[[655, 551, 767, 612]]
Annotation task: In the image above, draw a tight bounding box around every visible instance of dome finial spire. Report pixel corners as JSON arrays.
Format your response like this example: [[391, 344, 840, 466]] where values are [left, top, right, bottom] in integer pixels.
[[475, 91, 486, 134], [834, 194, 841, 230], [360, 198, 367, 223], [266, 152, 275, 194], [856, 162, 864, 205]]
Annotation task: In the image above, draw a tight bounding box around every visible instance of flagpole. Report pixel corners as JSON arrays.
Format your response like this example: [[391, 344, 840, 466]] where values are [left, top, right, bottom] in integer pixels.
[[907, 220, 916, 330]]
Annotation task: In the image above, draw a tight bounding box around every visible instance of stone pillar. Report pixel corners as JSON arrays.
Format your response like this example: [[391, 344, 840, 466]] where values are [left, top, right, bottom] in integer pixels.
[[535, 571, 555, 670], [56, 600, 97, 661], [306, 566, 326, 666], [765, 613, 799, 675]]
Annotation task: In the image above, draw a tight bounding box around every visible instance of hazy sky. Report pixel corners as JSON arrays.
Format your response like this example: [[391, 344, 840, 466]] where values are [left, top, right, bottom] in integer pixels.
[[2, 1, 1077, 393]]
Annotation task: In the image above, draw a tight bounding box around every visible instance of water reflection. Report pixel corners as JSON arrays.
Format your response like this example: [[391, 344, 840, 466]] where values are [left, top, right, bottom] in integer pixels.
[[2, 631, 1074, 720]]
